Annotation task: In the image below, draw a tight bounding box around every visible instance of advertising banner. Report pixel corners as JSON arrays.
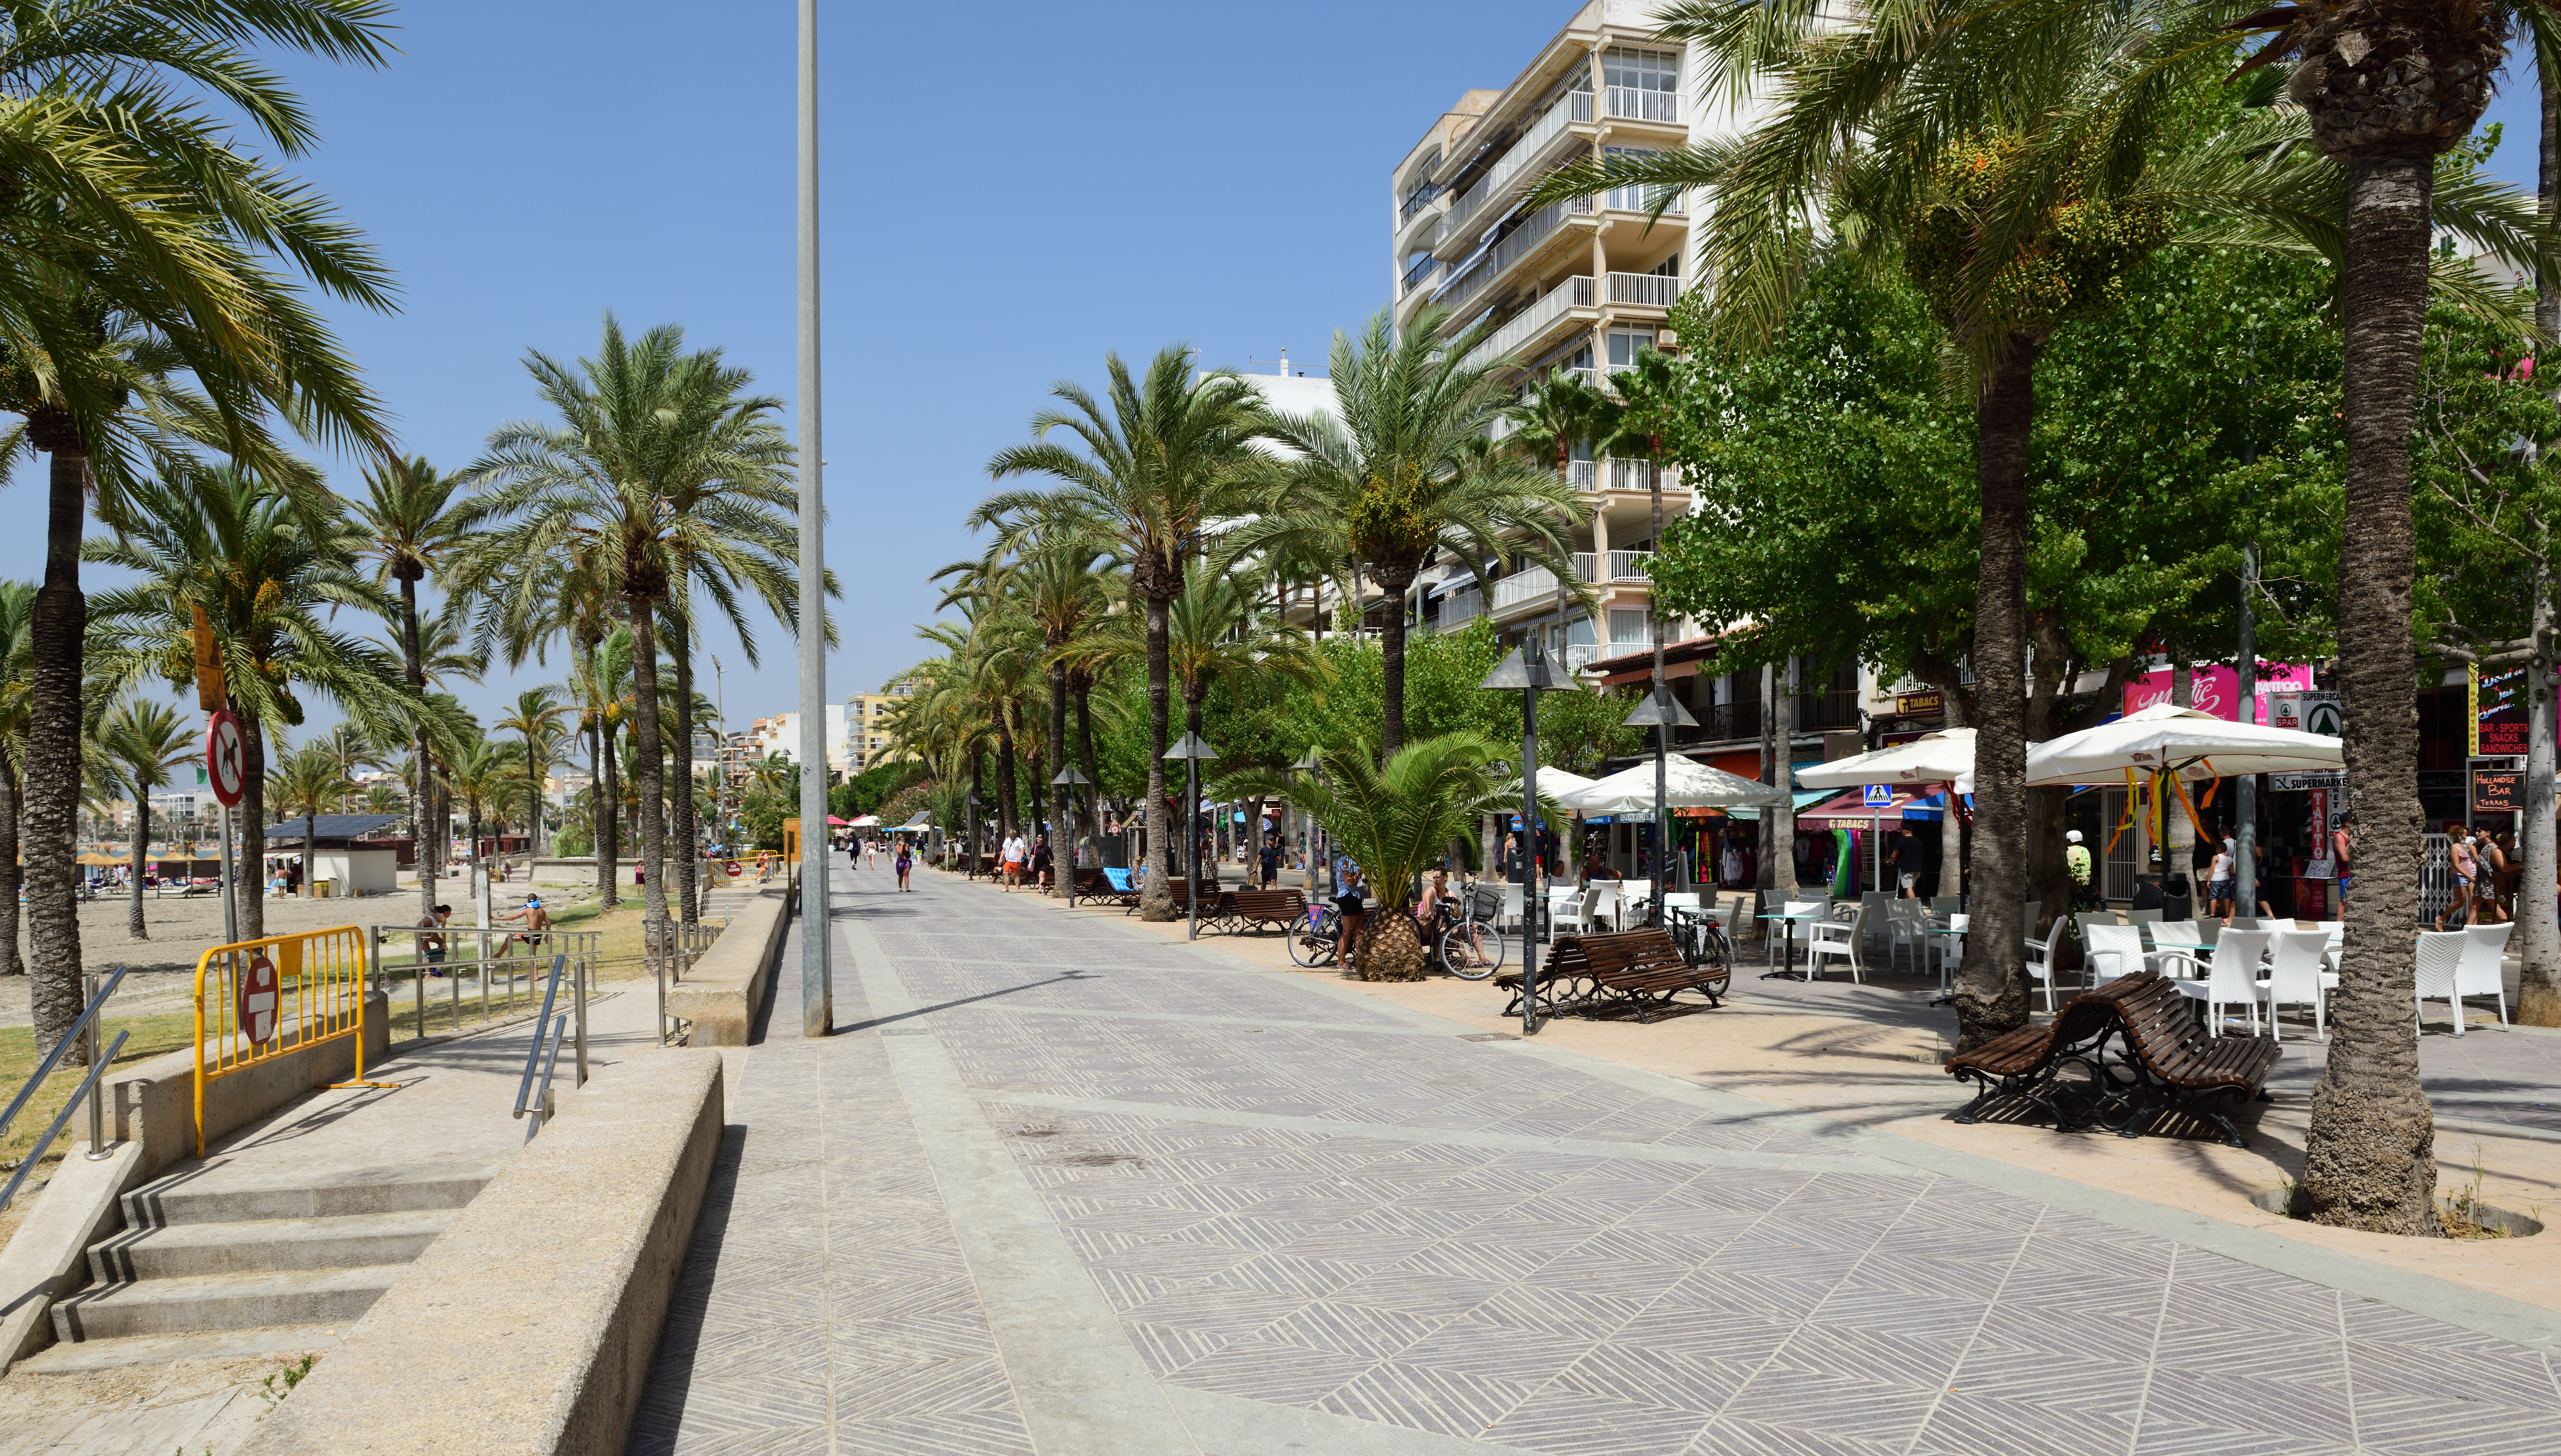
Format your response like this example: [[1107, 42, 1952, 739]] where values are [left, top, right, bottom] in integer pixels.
[[2124, 663, 2315, 724]]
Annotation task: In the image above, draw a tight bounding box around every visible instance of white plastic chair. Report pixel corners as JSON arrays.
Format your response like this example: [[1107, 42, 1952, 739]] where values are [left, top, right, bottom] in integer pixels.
[[1499, 881, 1524, 931], [1886, 900, 1932, 971], [1585, 880, 1623, 932], [2172, 928, 2271, 1036], [2083, 924, 2148, 988], [1807, 909, 1863, 983], [1663, 891, 1701, 917], [2453, 922, 2515, 1033], [1769, 898, 1826, 972], [2024, 915, 2070, 1012], [1934, 914, 1969, 993], [1617, 880, 1655, 930], [2258, 929, 2337, 1042], [2146, 920, 2202, 976], [2126, 908, 2164, 928], [1551, 887, 1601, 941], [2414, 930, 2468, 1034]]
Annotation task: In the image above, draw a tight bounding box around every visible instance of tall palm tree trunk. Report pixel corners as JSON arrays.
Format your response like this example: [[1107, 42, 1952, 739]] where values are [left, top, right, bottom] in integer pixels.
[[1073, 671, 1101, 862], [672, 640, 698, 925], [2306, 139, 2437, 1234], [2521, 64, 2561, 1028], [1952, 331, 2041, 1052], [128, 797, 149, 939], [238, 715, 267, 943], [0, 762, 22, 976], [994, 709, 1019, 846], [1046, 655, 1070, 896], [1378, 563, 1414, 758], [25, 427, 86, 1060], [1140, 594, 1176, 921], [626, 598, 669, 948], [400, 575, 435, 920], [598, 723, 620, 908]]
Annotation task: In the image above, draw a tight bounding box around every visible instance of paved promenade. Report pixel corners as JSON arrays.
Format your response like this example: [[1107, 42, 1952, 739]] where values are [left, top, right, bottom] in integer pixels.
[[632, 865, 2561, 1456]]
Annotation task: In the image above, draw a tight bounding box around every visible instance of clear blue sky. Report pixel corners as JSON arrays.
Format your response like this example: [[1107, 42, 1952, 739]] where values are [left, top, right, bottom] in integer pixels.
[[0, 3, 2542, 753]]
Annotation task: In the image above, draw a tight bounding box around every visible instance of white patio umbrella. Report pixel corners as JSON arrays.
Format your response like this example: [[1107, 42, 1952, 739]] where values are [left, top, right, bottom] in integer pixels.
[[1511, 765, 1596, 799], [1794, 729, 1981, 789], [1565, 758, 1787, 815], [2023, 703, 2342, 787]]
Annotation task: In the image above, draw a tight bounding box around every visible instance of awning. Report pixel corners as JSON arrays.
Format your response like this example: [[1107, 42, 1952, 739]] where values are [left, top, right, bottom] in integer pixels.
[[1798, 787, 1940, 828], [1720, 787, 1834, 822]]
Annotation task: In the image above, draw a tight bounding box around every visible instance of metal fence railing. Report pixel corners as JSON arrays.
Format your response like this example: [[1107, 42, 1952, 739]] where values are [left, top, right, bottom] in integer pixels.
[[369, 925, 604, 1044], [194, 926, 386, 1157]]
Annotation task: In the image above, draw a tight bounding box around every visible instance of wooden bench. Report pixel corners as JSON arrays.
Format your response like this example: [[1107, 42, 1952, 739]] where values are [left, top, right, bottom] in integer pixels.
[[1226, 888, 1307, 936], [1948, 973, 2280, 1146], [1161, 879, 1237, 929], [1562, 928, 1729, 1021], [1072, 868, 1135, 907]]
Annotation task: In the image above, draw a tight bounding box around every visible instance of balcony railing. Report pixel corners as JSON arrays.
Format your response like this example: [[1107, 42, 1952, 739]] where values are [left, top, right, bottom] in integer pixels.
[[1604, 549, 1655, 581], [1402, 253, 1442, 296], [1563, 458, 1685, 494], [1446, 92, 1592, 238], [1603, 183, 1688, 216], [1462, 275, 1594, 371], [1434, 193, 1592, 312], [1605, 86, 1681, 124], [1565, 458, 1596, 488], [1605, 271, 1684, 309], [1400, 183, 1441, 222], [1434, 586, 1483, 630]]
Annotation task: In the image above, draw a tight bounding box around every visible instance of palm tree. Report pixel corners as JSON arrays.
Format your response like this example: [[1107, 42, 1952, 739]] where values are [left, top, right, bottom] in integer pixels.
[[95, 698, 193, 939], [0, 581, 31, 977], [564, 627, 633, 906], [1500, 371, 1617, 493], [0, 2, 401, 1063], [86, 466, 418, 943], [975, 345, 1269, 920], [496, 689, 570, 859], [350, 456, 474, 914], [442, 740, 518, 884], [1222, 732, 1515, 980], [266, 740, 348, 899], [459, 317, 806, 952], [1162, 566, 1324, 878], [1231, 307, 1587, 758]]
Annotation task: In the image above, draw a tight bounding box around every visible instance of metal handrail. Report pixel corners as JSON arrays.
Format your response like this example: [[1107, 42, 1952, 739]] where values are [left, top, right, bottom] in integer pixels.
[[370, 924, 602, 1037], [514, 954, 571, 1120], [0, 964, 127, 1146], [0, 1031, 130, 1212], [521, 1015, 570, 1143]]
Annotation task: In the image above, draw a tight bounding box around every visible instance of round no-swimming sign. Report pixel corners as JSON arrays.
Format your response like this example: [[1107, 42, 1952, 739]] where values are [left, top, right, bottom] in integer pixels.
[[206, 709, 247, 808]]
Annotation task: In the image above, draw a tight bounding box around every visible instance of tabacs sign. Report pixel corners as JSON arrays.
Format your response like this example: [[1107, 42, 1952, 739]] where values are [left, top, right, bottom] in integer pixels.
[[1894, 690, 1944, 717]]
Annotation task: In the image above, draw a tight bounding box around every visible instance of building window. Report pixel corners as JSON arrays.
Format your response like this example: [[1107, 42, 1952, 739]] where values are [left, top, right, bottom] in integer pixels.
[[1608, 608, 1650, 646], [1607, 330, 1655, 369], [1604, 47, 1679, 92], [1602, 146, 1678, 213]]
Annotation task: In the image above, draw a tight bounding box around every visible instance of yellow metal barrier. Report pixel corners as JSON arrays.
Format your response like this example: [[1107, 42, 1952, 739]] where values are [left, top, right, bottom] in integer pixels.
[[192, 924, 393, 1157]]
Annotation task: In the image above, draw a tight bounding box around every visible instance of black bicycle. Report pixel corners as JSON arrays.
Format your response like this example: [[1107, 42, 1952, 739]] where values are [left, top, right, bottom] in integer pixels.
[[1287, 902, 1342, 967], [1429, 889, 1511, 980]]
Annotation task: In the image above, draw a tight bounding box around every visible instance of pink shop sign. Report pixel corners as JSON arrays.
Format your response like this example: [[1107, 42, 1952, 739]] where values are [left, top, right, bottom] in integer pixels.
[[2122, 663, 2313, 725]]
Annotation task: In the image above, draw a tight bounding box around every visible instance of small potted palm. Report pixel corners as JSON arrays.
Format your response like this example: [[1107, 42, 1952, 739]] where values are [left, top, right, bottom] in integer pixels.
[[1224, 732, 1516, 981]]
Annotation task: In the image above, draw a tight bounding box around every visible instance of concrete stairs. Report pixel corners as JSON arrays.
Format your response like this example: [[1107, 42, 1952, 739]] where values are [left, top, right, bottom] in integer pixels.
[[17, 1158, 505, 1373]]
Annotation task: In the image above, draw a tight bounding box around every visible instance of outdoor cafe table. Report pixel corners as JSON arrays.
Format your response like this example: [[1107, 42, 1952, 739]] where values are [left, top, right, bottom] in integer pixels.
[[1758, 908, 1831, 980], [1920, 921, 1968, 1003]]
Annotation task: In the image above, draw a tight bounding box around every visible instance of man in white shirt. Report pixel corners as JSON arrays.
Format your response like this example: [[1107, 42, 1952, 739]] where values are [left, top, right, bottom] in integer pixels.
[[1001, 832, 1028, 891]]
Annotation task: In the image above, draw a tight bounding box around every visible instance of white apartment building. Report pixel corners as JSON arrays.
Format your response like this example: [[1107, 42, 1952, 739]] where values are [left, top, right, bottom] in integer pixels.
[[1388, 1, 1882, 769], [844, 679, 916, 774], [742, 707, 850, 779]]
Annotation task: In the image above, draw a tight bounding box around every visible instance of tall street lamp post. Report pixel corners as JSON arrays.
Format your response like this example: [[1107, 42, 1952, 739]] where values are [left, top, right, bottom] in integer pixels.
[[793, 0, 830, 1037], [1165, 733, 1218, 941], [1293, 749, 1323, 897], [1623, 684, 1698, 924], [965, 790, 983, 879], [1482, 643, 1558, 1035], [1052, 765, 1090, 908]]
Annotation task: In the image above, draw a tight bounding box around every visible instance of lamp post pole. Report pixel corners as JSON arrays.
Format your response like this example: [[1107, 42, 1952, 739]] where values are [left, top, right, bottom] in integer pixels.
[[1482, 645, 1555, 1034], [1623, 684, 1698, 926], [793, 0, 830, 1037], [1165, 734, 1218, 941], [1052, 766, 1090, 908]]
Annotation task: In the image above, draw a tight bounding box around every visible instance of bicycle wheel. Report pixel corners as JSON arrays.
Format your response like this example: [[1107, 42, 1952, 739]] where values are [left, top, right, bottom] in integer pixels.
[[1289, 907, 1336, 967], [1444, 918, 1507, 980]]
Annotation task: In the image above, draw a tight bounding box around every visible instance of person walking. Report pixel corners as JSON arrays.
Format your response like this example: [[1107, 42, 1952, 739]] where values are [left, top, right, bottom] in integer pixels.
[[2469, 827, 2509, 925], [2207, 837, 2236, 923], [1031, 833, 1053, 892], [894, 840, 914, 892], [2331, 812, 2353, 906], [1894, 825, 1927, 898], [1258, 832, 1281, 890], [1000, 830, 1027, 892], [2063, 829, 2094, 909]]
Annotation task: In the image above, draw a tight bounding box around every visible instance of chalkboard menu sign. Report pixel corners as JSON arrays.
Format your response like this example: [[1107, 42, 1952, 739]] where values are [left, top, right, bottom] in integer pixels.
[[2473, 769, 2523, 815]]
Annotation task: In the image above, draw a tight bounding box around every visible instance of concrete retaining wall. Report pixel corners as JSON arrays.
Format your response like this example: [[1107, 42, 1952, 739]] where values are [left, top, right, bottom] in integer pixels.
[[0, 993, 391, 1370], [665, 882, 795, 1045], [240, 1049, 727, 1456]]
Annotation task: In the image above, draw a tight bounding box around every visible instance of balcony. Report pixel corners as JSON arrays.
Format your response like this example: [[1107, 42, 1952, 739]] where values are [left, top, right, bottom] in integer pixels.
[[1434, 586, 1484, 631], [1399, 209, 1442, 254], [1462, 275, 1594, 371], [1604, 271, 1684, 309], [1603, 549, 1655, 581], [1565, 457, 1684, 495], [1434, 193, 1594, 313], [1444, 92, 1592, 247], [1604, 86, 1681, 125], [1400, 183, 1441, 222], [1491, 563, 1590, 614], [1402, 253, 1442, 297]]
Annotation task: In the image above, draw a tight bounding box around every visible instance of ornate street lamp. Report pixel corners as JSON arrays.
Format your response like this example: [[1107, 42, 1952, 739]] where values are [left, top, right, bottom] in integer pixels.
[[1292, 749, 1324, 898], [1482, 642, 1559, 1034], [1164, 733, 1219, 941], [1052, 765, 1091, 907], [965, 790, 984, 880], [1622, 684, 1698, 925]]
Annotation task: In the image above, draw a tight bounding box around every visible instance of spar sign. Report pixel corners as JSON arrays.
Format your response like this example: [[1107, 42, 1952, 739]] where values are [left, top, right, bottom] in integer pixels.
[[235, 949, 279, 1046]]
